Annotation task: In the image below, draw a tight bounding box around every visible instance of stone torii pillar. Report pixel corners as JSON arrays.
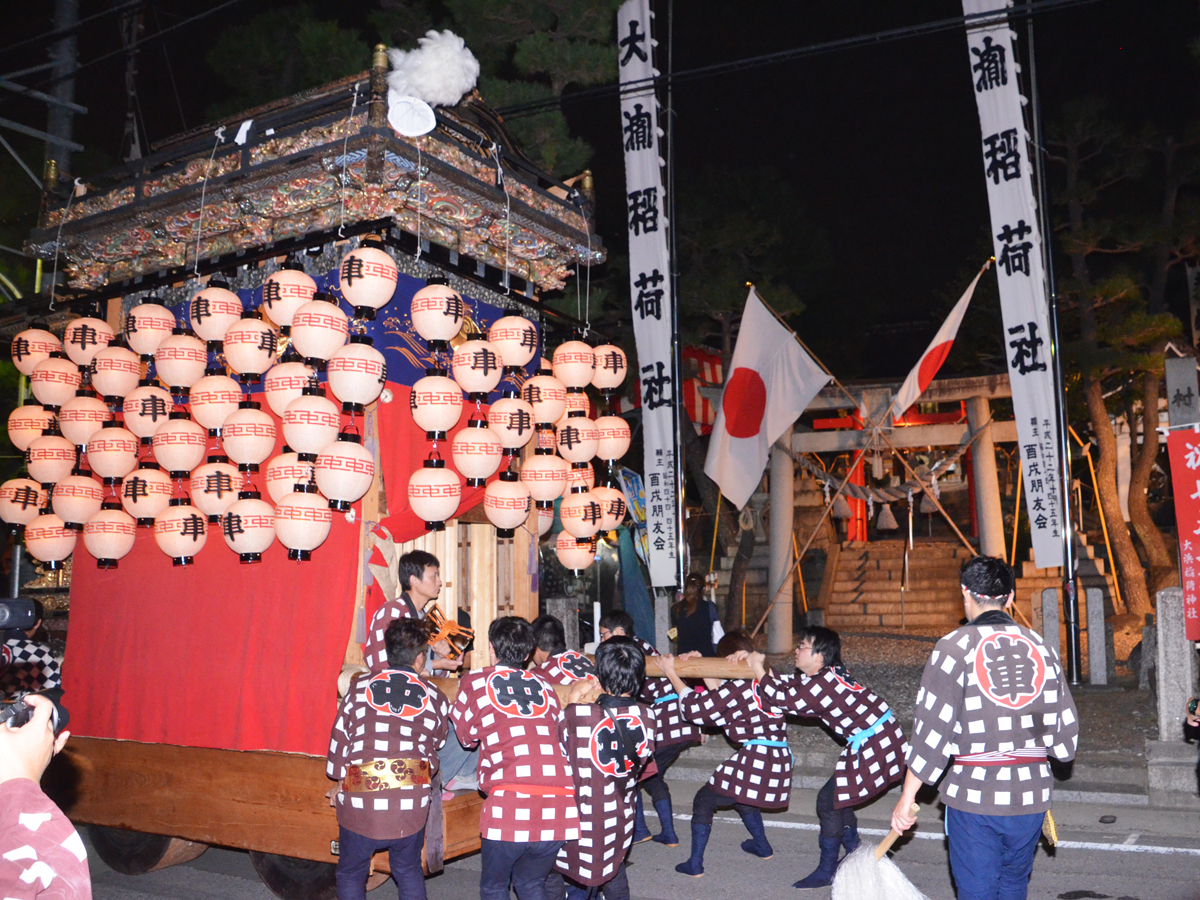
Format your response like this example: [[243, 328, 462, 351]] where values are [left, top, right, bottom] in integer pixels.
[[966, 396, 1005, 559], [768, 430, 794, 653]]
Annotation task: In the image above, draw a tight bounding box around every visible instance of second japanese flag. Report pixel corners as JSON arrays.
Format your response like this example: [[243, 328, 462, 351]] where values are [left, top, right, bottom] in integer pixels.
[[704, 288, 830, 509]]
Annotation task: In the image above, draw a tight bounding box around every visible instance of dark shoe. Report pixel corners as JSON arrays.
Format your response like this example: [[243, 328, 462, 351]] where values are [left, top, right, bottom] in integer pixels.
[[738, 806, 773, 859], [674, 822, 711, 877], [740, 836, 773, 859], [632, 793, 652, 844], [793, 836, 841, 889], [841, 822, 861, 855], [652, 798, 678, 846]]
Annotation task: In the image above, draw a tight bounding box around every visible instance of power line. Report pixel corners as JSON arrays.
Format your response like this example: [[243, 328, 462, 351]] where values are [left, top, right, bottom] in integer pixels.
[[496, 0, 1104, 120], [0, 1, 145, 58]]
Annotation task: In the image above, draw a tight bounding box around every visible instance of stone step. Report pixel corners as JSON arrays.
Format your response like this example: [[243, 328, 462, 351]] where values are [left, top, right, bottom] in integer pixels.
[[829, 587, 954, 602], [833, 575, 961, 590], [829, 600, 961, 616], [825, 611, 962, 628]]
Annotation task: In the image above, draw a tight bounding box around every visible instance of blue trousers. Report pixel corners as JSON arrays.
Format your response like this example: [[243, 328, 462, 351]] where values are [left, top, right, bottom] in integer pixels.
[[946, 806, 1044, 900], [480, 838, 564, 900], [336, 824, 425, 900]]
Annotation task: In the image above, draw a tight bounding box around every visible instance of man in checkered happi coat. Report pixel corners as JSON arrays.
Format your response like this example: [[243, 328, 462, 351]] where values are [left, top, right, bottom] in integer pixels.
[[451, 616, 579, 900], [528, 614, 597, 686], [1, 599, 60, 700], [891, 556, 1078, 900]]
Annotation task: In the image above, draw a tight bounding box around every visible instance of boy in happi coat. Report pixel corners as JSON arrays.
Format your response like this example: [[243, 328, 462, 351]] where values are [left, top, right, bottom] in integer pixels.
[[529, 614, 598, 685], [598, 610, 701, 846], [658, 631, 792, 877], [327, 618, 450, 900], [451, 616, 579, 900], [743, 627, 907, 889], [555, 637, 657, 900]]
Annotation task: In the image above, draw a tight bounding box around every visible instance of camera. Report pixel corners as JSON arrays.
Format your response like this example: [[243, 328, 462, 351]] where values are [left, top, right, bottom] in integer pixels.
[[0, 598, 39, 634], [0, 688, 69, 736]]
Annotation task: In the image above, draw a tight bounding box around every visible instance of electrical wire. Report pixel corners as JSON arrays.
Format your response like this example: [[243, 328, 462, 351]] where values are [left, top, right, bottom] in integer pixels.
[[151, 2, 188, 132], [0, 0, 146, 58]]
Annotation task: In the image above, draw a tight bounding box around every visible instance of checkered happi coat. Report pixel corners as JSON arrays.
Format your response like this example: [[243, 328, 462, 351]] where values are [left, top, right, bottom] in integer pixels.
[[362, 594, 420, 674], [760, 667, 907, 808], [532, 650, 598, 686], [327, 667, 450, 841], [1, 638, 61, 699], [678, 680, 792, 809], [626, 637, 702, 748], [555, 701, 657, 886], [451, 665, 580, 842], [905, 612, 1079, 816]]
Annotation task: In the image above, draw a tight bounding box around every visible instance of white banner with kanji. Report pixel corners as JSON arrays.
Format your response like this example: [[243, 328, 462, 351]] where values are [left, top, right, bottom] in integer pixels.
[[618, 0, 678, 587], [963, 0, 1063, 569]]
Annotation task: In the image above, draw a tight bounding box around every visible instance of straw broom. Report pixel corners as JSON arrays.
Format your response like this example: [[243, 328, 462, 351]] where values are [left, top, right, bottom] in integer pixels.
[[831, 805, 929, 900]]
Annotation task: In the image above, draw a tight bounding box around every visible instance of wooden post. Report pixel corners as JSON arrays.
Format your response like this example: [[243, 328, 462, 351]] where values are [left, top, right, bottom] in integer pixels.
[[511, 523, 538, 621], [468, 523, 497, 670]]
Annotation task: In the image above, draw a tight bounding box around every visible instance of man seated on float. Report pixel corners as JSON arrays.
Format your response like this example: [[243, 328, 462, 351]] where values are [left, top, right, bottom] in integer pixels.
[[327, 618, 450, 900], [529, 614, 597, 685]]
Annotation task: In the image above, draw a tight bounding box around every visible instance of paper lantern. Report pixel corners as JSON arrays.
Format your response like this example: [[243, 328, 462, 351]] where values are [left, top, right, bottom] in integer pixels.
[[58, 393, 111, 447], [327, 336, 386, 412], [152, 415, 207, 476], [27, 433, 76, 486], [407, 460, 461, 531], [190, 279, 243, 344], [451, 340, 503, 397], [451, 421, 502, 487], [555, 390, 590, 427], [560, 489, 603, 540], [0, 479, 47, 525], [290, 293, 348, 367], [11, 328, 61, 376], [282, 389, 341, 459], [261, 263, 317, 331], [30, 355, 81, 408], [51, 473, 104, 530], [191, 461, 243, 522], [121, 465, 173, 526], [265, 452, 314, 503], [556, 416, 599, 463], [263, 361, 317, 417], [154, 332, 207, 392], [410, 374, 463, 436], [82, 503, 137, 568], [483, 471, 531, 538], [274, 485, 332, 560], [8, 405, 56, 452], [189, 374, 243, 432], [591, 344, 628, 391], [522, 375, 567, 425], [315, 433, 375, 511], [25, 513, 76, 568], [555, 531, 595, 572], [221, 402, 276, 471], [592, 484, 628, 531], [223, 317, 279, 383], [487, 396, 536, 451], [520, 453, 569, 507], [124, 299, 175, 358], [91, 344, 142, 400], [595, 416, 632, 461], [537, 505, 554, 536], [552, 341, 595, 389], [338, 240, 398, 319], [85, 425, 140, 483], [122, 384, 175, 440], [488, 316, 538, 369], [410, 279, 465, 346], [222, 493, 276, 562], [566, 462, 595, 493], [63, 317, 114, 367], [154, 501, 208, 565]]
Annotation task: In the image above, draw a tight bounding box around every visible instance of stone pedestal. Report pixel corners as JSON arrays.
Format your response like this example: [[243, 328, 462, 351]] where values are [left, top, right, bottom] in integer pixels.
[[1156, 587, 1197, 742], [545, 596, 580, 650], [1146, 740, 1200, 809], [1086, 587, 1108, 686], [1040, 588, 1061, 661]]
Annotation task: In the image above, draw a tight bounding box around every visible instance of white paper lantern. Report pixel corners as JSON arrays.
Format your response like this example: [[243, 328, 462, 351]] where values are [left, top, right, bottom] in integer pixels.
[[82, 503, 137, 568], [27, 433, 76, 485], [595, 416, 632, 461], [261, 264, 317, 331], [410, 280, 465, 345], [30, 355, 81, 408], [290, 293, 349, 366], [315, 433, 375, 511], [451, 421, 502, 487], [487, 396, 536, 451], [154, 501, 208, 565], [265, 452, 314, 503], [522, 374, 567, 425], [124, 300, 175, 358], [223, 317, 279, 383], [555, 531, 595, 572], [282, 389, 341, 459], [520, 453, 570, 506], [451, 340, 503, 397], [556, 416, 599, 464], [154, 332, 207, 392], [591, 344, 628, 391], [552, 341, 595, 390], [189, 374, 243, 432], [63, 317, 114, 367], [91, 344, 142, 399], [591, 484, 628, 531], [190, 279, 243, 343], [25, 512, 76, 568], [0, 479, 47, 525], [327, 337, 386, 412], [222, 493, 276, 562], [567, 462, 595, 493], [8, 405, 56, 452], [191, 461, 243, 522], [407, 461, 461, 530], [338, 241, 398, 319], [123, 384, 175, 440], [51, 473, 104, 530], [560, 489, 603, 540], [488, 316, 538, 369], [537, 505, 554, 536], [555, 390, 590, 427], [151, 415, 207, 476], [121, 465, 173, 525], [410, 374, 463, 435], [85, 425, 140, 482], [274, 485, 332, 560], [58, 393, 111, 447], [221, 402, 277, 471], [263, 361, 317, 417], [484, 471, 531, 538], [11, 328, 62, 376]]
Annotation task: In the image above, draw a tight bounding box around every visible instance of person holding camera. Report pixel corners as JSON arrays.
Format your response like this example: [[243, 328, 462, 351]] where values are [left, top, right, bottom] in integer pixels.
[[2, 599, 60, 700], [0, 693, 91, 899]]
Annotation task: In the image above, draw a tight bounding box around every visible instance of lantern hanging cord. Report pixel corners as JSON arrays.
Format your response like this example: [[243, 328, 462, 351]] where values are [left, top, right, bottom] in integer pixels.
[[47, 178, 82, 312], [489, 143, 512, 295], [337, 86, 360, 239], [414, 141, 423, 261], [193, 126, 226, 276]]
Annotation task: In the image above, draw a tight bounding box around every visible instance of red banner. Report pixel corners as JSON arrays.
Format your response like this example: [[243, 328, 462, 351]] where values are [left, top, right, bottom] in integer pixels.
[[1165, 428, 1200, 640]]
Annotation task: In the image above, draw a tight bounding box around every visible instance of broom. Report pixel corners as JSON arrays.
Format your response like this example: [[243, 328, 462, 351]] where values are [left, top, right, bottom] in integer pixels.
[[831, 805, 929, 900]]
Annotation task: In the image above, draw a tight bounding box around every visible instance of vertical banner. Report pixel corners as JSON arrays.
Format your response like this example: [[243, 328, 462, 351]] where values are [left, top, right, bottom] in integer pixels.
[[618, 0, 678, 587], [1165, 428, 1200, 640], [963, 0, 1063, 569]]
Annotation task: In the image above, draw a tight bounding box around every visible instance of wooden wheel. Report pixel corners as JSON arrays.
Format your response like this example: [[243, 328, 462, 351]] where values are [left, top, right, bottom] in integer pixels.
[[87, 826, 207, 875], [249, 850, 338, 900]]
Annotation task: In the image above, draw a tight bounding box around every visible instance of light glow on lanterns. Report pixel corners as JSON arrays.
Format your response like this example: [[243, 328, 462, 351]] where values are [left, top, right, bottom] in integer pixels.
[[151, 415, 207, 477], [154, 502, 208, 565], [274, 485, 332, 560], [327, 337, 386, 413], [188, 374, 243, 432], [82, 503, 137, 568], [450, 421, 502, 487], [290, 292, 349, 367], [51, 473, 104, 530], [566, 462, 595, 493], [223, 318, 279, 383], [555, 530, 596, 572], [263, 361, 316, 417], [410, 373, 463, 436], [282, 389, 341, 460], [551, 341, 596, 389], [26, 433, 76, 486], [315, 433, 375, 511], [154, 332, 207, 393], [451, 339, 503, 398], [487, 316, 538, 370], [487, 395, 536, 452], [11, 328, 62, 376], [191, 461, 243, 522], [590, 344, 628, 392], [522, 374, 567, 425], [190, 279, 243, 345], [124, 299, 175, 358], [85, 425, 140, 483], [407, 460, 461, 530], [30, 355, 81, 409], [222, 493, 276, 562], [265, 452, 315, 503], [90, 344, 142, 400], [560, 489, 604, 541], [591, 484, 628, 531], [0, 479, 47, 525], [483, 471, 531, 538], [25, 513, 76, 568], [410, 279, 465, 347], [338, 239, 398, 319], [8, 406, 57, 452], [221, 402, 277, 471], [595, 415, 632, 461], [520, 453, 569, 508], [122, 384, 175, 440], [121, 466, 172, 526], [261, 263, 317, 331], [63, 317, 115, 367], [556, 416, 599, 464]]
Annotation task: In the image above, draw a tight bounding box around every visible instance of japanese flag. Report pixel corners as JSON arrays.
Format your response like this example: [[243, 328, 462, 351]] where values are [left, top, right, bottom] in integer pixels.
[[704, 288, 830, 509], [889, 260, 991, 421]]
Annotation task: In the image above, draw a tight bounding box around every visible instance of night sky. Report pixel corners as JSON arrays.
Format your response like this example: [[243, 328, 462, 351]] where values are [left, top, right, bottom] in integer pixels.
[[2, 0, 1198, 379]]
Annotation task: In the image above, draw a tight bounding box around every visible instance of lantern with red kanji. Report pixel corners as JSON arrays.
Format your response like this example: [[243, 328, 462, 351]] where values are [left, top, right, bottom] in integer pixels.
[[223, 316, 279, 384], [152, 414, 207, 477], [520, 452, 569, 509], [189, 373, 243, 433], [191, 460, 243, 523], [63, 317, 114, 368], [123, 384, 175, 441], [222, 491, 276, 563], [52, 472, 104, 530], [274, 484, 332, 560], [121, 464, 173, 526], [91, 343, 142, 401], [338, 238, 398, 320], [560, 489, 603, 542], [552, 341, 595, 390], [124, 298, 175, 359], [451, 420, 502, 487], [27, 432, 76, 486], [85, 424, 140, 484], [221, 401, 276, 473], [487, 395, 536, 456], [327, 336, 386, 413], [315, 433, 375, 511], [0, 479, 47, 526], [484, 471, 531, 538], [263, 361, 316, 417], [591, 344, 628, 393], [290, 292, 348, 369], [154, 331, 207, 395], [488, 316, 539, 372], [190, 278, 243, 348], [410, 278, 465, 350], [595, 415, 632, 462], [82, 502, 137, 568], [265, 452, 314, 503], [154, 500, 208, 565], [555, 530, 596, 573], [8, 405, 56, 452], [407, 459, 461, 531], [591, 484, 628, 531], [59, 392, 111, 447], [521, 374, 567, 425], [410, 372, 463, 437], [261, 262, 317, 333], [282, 387, 341, 461], [11, 328, 62, 376], [452, 339, 504, 400], [556, 415, 599, 464], [30, 355, 81, 410], [25, 511, 76, 568]]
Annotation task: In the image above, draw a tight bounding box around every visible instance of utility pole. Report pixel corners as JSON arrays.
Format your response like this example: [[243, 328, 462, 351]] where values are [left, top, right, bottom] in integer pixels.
[[45, 0, 80, 180], [119, 2, 144, 162]]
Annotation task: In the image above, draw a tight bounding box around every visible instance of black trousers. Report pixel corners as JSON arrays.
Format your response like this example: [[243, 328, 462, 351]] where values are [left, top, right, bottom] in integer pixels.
[[640, 742, 686, 804], [690, 783, 758, 826], [815, 775, 856, 839]]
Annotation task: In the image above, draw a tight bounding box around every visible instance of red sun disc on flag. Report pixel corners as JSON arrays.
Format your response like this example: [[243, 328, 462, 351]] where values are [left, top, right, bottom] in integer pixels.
[[724, 367, 767, 438], [917, 341, 954, 394]]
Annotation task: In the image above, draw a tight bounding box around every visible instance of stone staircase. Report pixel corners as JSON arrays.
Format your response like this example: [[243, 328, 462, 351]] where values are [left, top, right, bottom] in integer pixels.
[[823, 540, 975, 630], [1014, 532, 1117, 618]]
